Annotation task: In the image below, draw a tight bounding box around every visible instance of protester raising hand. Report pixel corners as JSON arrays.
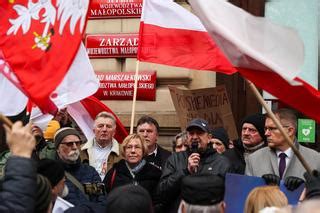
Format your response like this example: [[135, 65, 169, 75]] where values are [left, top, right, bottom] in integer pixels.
[[0, 120, 37, 212], [4, 121, 35, 158]]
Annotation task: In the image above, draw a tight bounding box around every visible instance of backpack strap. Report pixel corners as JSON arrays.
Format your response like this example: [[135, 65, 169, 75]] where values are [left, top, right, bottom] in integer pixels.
[[109, 168, 117, 189], [65, 171, 89, 200]]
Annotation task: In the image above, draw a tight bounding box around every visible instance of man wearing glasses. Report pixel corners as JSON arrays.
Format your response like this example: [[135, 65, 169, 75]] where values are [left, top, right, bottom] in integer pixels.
[[54, 127, 105, 205], [245, 108, 320, 191]]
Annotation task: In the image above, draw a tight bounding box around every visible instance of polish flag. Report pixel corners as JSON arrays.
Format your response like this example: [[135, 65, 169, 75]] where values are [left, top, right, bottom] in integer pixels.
[[1, 43, 99, 130], [189, 0, 320, 122], [137, 0, 236, 74], [138, 0, 320, 122], [68, 96, 128, 143]]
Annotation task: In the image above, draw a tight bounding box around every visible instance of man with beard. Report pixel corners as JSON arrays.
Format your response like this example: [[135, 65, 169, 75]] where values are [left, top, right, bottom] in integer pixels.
[[159, 118, 232, 212], [81, 111, 121, 181], [54, 127, 105, 206], [136, 115, 171, 170]]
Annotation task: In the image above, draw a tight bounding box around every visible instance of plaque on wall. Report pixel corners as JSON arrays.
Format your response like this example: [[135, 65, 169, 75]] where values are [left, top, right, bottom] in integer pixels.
[[94, 71, 156, 101], [89, 0, 143, 19], [85, 34, 139, 58]]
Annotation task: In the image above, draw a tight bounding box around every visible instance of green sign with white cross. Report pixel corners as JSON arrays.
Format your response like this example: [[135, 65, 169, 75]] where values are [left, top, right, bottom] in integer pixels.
[[298, 119, 315, 143]]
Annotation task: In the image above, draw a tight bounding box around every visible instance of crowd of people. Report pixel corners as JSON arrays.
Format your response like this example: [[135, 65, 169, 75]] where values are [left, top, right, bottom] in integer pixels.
[[0, 108, 320, 213]]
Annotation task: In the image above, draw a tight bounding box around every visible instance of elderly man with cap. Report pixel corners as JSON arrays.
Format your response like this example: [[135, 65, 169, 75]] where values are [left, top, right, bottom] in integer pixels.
[[223, 113, 267, 174], [54, 127, 106, 206], [159, 118, 232, 212], [240, 113, 267, 156]]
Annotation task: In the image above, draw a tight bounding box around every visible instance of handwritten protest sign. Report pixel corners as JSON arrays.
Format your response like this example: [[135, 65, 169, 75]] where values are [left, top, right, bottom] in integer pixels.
[[169, 85, 238, 140]]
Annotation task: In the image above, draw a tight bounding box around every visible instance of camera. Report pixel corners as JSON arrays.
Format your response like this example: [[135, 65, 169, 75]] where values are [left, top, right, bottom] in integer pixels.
[[83, 182, 106, 196]]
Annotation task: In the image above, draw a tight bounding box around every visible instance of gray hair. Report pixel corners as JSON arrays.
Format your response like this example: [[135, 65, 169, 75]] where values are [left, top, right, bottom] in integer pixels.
[[95, 111, 116, 126], [178, 200, 222, 213]]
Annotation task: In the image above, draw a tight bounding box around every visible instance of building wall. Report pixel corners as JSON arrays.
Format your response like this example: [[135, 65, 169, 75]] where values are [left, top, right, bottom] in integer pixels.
[[86, 1, 217, 150]]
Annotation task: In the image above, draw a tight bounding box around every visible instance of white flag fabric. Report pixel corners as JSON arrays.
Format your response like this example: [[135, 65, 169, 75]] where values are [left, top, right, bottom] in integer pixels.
[[67, 101, 95, 141], [0, 72, 27, 116], [189, 0, 304, 81]]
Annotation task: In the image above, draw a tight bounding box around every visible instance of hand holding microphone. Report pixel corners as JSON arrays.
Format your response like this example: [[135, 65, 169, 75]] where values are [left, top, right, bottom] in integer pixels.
[[188, 141, 200, 174]]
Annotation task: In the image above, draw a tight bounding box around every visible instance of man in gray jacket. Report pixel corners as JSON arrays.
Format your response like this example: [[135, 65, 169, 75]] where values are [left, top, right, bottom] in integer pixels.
[[245, 108, 320, 190]]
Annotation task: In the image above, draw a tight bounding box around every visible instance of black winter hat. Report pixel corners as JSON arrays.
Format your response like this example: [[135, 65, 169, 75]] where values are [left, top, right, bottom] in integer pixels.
[[37, 159, 65, 187], [54, 127, 81, 149], [106, 184, 153, 213], [36, 174, 52, 213], [181, 174, 225, 205], [241, 113, 266, 142], [210, 127, 229, 149]]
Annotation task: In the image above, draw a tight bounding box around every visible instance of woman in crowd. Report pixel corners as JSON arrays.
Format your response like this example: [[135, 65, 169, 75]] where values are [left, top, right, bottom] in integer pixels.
[[104, 133, 162, 211], [172, 131, 188, 153], [210, 127, 230, 154]]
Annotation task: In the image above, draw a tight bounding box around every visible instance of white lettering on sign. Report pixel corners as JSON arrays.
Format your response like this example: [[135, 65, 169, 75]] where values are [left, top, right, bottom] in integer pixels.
[[105, 74, 151, 81], [109, 90, 133, 96], [87, 48, 119, 55], [90, 8, 142, 16], [120, 47, 137, 54], [99, 37, 138, 47]]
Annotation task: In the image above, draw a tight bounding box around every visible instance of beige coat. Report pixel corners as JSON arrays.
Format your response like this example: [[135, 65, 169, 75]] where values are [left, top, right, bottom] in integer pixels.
[[80, 138, 122, 174]]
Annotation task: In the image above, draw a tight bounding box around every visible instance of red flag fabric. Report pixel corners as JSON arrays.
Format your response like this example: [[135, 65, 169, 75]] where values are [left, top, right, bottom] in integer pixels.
[[0, 0, 90, 113], [137, 0, 236, 74], [68, 96, 128, 144], [138, 0, 320, 122]]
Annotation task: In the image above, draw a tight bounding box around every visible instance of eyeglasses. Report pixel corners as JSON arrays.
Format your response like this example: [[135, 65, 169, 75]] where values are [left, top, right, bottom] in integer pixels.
[[264, 126, 290, 132], [60, 141, 81, 147]]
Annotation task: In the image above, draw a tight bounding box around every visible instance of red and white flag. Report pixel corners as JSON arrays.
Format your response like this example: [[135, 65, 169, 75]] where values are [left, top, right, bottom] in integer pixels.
[[138, 0, 320, 122], [68, 96, 128, 143], [137, 0, 236, 74], [189, 0, 320, 122], [0, 0, 90, 113], [29, 43, 100, 129]]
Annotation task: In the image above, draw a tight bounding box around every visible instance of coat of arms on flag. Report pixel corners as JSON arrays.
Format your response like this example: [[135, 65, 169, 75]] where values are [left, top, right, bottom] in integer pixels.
[[0, 0, 90, 113]]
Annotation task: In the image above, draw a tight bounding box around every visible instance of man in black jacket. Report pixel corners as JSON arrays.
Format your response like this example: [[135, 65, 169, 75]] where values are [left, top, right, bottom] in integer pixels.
[[136, 115, 171, 170], [159, 118, 232, 212]]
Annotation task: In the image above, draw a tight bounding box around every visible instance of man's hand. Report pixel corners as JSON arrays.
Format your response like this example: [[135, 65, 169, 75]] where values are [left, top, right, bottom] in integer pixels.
[[4, 121, 36, 158], [188, 153, 200, 174], [304, 170, 320, 199], [284, 176, 304, 191], [262, 174, 280, 186]]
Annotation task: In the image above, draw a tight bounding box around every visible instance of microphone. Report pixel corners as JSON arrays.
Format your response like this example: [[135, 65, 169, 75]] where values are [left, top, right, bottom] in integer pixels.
[[190, 141, 199, 173], [190, 141, 199, 153]]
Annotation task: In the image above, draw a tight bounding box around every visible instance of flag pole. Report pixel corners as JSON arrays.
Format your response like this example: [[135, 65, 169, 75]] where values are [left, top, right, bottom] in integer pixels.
[[129, 60, 140, 134], [246, 79, 312, 174], [0, 113, 13, 128]]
